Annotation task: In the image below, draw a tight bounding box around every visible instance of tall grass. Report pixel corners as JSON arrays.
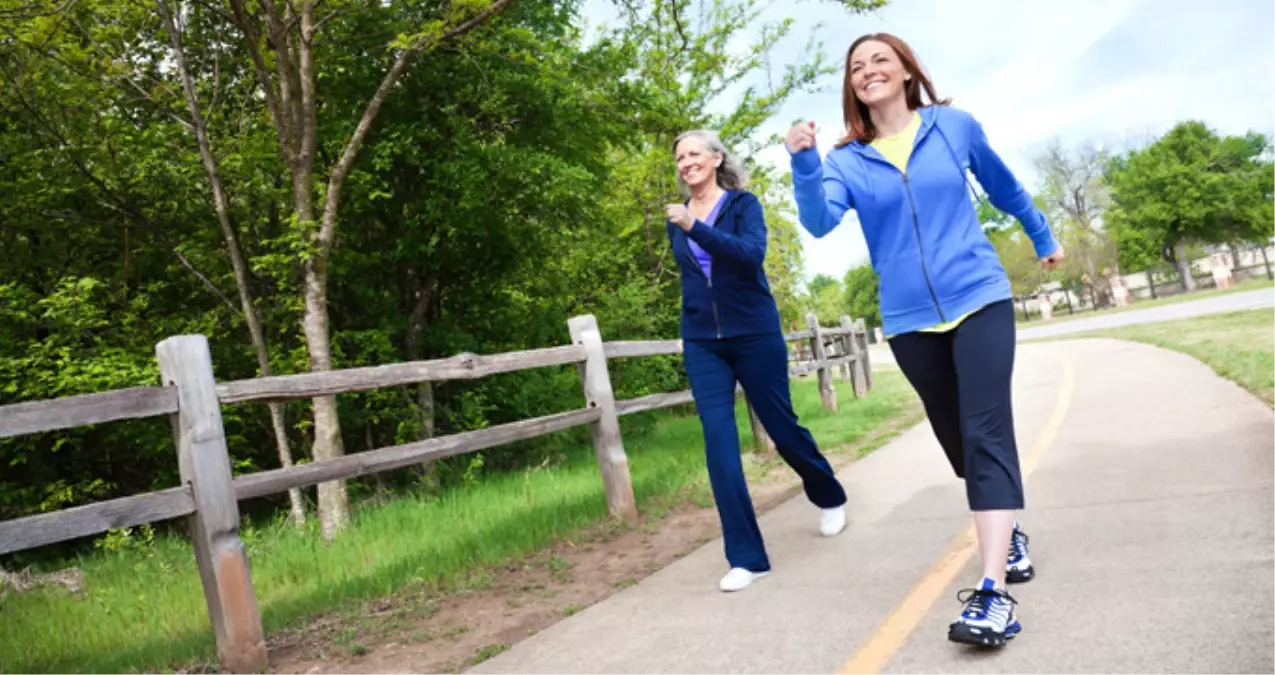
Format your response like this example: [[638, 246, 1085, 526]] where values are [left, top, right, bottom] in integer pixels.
[[0, 372, 918, 673]]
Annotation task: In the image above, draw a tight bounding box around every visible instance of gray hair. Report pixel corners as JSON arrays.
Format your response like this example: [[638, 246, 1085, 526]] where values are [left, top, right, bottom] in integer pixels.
[[672, 129, 749, 194]]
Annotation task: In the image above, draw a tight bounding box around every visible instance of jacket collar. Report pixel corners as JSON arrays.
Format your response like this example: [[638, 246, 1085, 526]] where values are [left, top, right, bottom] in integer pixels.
[[845, 105, 939, 159], [681, 188, 738, 209]]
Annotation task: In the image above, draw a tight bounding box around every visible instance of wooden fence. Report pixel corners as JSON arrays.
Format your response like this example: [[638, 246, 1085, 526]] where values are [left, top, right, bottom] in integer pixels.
[[0, 312, 872, 673]]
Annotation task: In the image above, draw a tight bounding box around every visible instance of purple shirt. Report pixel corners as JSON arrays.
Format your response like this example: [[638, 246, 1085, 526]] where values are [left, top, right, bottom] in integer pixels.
[[688, 192, 730, 281]]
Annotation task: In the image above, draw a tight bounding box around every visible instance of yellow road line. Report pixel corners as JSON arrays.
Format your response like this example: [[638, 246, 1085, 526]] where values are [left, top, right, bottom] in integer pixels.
[[838, 355, 1076, 675]]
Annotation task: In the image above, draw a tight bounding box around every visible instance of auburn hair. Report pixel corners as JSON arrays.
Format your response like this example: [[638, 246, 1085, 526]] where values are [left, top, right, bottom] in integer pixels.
[[838, 33, 950, 147]]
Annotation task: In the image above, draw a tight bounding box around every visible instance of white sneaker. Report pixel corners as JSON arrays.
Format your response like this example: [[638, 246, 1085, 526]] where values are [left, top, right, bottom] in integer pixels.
[[820, 506, 847, 536], [719, 568, 769, 592]]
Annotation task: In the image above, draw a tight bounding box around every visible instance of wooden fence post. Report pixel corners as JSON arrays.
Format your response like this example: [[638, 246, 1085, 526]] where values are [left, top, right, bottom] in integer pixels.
[[835, 315, 851, 384], [746, 397, 775, 453], [854, 318, 874, 393], [156, 335, 267, 674], [567, 315, 638, 523], [831, 312, 851, 382], [806, 313, 837, 413], [840, 315, 865, 397]]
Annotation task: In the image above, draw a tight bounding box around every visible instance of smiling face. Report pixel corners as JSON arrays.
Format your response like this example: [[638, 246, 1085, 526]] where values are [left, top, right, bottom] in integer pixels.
[[848, 39, 910, 109], [674, 135, 721, 191]]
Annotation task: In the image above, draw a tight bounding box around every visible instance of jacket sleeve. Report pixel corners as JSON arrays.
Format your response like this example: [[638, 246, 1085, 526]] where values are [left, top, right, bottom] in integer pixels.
[[684, 192, 767, 268], [966, 115, 1060, 258], [789, 145, 853, 238]]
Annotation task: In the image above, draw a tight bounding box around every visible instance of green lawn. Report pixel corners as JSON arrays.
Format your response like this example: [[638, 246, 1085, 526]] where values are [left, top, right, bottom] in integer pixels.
[[0, 371, 918, 674], [1035, 308, 1274, 405]]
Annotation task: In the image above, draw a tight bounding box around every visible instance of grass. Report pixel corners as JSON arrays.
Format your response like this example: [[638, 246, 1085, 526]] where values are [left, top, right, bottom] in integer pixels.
[[1017, 276, 1273, 326], [0, 371, 919, 674], [1033, 308, 1274, 405]]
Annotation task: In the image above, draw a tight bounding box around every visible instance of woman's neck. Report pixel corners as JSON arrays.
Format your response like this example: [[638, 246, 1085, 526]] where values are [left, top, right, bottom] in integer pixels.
[[689, 182, 723, 205], [869, 97, 914, 138]]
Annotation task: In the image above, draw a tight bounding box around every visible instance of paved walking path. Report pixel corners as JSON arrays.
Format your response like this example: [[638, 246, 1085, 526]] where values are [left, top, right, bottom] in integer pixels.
[[470, 339, 1274, 674]]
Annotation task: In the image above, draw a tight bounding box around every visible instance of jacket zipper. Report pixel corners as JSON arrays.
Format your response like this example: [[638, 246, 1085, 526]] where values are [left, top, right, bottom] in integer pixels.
[[687, 239, 723, 339], [901, 173, 946, 323]]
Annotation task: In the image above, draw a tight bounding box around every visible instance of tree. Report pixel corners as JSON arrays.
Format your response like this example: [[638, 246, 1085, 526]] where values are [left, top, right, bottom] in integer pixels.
[[1107, 121, 1274, 292], [841, 264, 880, 327], [214, 0, 519, 538], [155, 0, 306, 526], [986, 226, 1042, 298], [1034, 140, 1117, 306]]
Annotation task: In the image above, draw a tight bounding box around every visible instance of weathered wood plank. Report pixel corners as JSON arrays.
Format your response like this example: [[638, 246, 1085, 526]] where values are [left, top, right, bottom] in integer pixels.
[[790, 356, 856, 379], [855, 318, 874, 393], [568, 315, 638, 523], [784, 330, 814, 342], [157, 335, 267, 673], [217, 345, 587, 404], [839, 315, 855, 388], [615, 390, 695, 416], [603, 340, 683, 358], [234, 408, 602, 501], [807, 314, 838, 413], [0, 486, 194, 556], [821, 326, 853, 337], [0, 387, 179, 440]]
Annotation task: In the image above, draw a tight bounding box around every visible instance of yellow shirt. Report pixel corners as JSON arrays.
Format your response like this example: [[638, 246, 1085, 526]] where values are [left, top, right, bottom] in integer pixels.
[[870, 112, 975, 336]]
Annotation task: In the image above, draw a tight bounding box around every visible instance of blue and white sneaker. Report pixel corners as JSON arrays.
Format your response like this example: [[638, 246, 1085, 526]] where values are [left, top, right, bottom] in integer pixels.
[[1007, 522, 1034, 584], [948, 577, 1021, 647]]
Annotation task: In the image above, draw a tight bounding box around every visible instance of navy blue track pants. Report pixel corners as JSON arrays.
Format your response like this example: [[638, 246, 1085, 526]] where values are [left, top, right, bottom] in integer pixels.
[[684, 331, 847, 572]]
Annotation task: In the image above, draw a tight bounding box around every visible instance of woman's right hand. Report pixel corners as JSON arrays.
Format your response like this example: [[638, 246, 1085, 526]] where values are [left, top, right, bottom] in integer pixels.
[[785, 121, 817, 154]]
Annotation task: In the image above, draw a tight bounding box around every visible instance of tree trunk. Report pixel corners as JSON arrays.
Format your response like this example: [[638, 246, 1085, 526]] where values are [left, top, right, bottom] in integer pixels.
[[1230, 241, 1242, 271], [405, 275, 439, 492], [302, 261, 349, 539], [158, 0, 306, 526], [1173, 244, 1196, 291], [1262, 245, 1273, 281]]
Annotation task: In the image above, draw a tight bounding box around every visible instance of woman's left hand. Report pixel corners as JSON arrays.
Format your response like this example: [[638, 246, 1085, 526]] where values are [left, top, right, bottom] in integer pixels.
[[1041, 244, 1065, 271], [666, 204, 694, 231]]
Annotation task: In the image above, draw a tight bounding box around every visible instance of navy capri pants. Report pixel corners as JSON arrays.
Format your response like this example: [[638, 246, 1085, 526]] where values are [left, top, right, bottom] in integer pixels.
[[887, 299, 1024, 511]]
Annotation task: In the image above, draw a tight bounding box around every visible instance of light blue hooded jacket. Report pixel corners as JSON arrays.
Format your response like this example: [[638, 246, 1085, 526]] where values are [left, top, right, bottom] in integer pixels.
[[789, 105, 1059, 336]]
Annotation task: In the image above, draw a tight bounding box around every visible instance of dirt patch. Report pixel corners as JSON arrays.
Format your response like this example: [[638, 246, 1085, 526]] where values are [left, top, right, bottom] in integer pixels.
[[268, 412, 920, 675]]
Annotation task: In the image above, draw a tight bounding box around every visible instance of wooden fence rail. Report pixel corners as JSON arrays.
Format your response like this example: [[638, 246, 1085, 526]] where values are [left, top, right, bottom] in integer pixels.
[[0, 312, 872, 672]]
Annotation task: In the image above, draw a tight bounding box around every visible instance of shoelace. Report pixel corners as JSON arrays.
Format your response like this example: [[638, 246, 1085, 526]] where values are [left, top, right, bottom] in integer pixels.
[[1008, 529, 1029, 559], [956, 587, 1018, 619]]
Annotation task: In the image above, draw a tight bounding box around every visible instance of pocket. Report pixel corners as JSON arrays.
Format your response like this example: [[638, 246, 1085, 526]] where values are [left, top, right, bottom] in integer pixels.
[[877, 254, 935, 317]]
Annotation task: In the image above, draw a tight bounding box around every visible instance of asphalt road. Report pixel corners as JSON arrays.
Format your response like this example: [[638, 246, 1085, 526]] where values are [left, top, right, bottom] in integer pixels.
[[470, 339, 1274, 674]]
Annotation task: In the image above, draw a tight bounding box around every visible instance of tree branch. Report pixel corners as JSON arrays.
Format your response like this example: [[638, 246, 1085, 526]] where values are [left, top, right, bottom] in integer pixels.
[[227, 0, 292, 163], [175, 250, 243, 317], [316, 0, 518, 253], [0, 0, 79, 20]]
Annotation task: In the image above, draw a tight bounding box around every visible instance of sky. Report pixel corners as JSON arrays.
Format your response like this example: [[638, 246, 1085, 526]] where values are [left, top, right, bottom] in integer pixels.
[[581, 0, 1275, 282]]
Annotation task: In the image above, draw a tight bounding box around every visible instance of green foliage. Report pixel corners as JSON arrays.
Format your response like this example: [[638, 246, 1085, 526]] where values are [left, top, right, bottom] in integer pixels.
[[1106, 121, 1274, 272], [0, 0, 890, 543], [841, 265, 881, 327]]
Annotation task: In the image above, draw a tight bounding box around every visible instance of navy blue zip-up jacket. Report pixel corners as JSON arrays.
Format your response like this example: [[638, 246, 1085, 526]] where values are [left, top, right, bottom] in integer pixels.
[[667, 190, 784, 340]]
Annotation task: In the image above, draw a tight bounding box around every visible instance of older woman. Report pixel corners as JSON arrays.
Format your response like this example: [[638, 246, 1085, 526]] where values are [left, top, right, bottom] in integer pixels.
[[665, 130, 848, 593]]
